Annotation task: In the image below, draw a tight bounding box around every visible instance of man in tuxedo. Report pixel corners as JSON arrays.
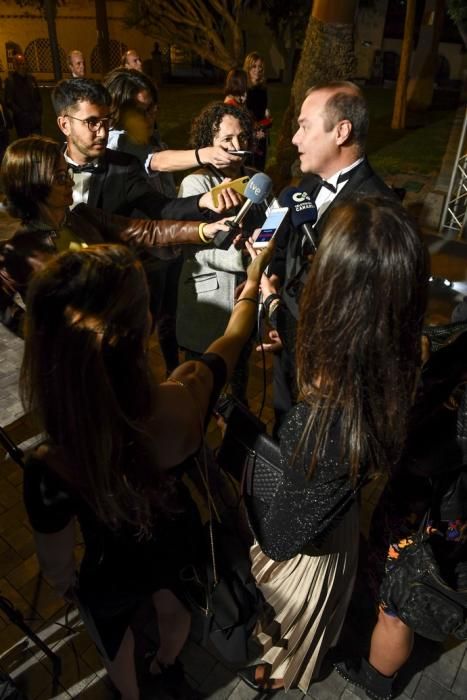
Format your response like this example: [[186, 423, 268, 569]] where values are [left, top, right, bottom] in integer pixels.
[[52, 78, 239, 221], [266, 81, 396, 425], [68, 50, 86, 78], [5, 54, 42, 137]]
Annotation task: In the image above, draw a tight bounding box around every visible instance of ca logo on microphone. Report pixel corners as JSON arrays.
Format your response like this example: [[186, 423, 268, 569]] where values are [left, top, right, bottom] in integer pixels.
[[292, 191, 311, 203]]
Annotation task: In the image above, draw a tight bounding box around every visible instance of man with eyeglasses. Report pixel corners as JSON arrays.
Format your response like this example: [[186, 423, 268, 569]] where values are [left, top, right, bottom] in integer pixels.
[[52, 79, 240, 220]]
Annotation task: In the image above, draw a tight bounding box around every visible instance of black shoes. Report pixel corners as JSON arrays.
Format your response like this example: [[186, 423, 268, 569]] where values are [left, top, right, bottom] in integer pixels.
[[334, 658, 395, 700], [237, 664, 282, 693]]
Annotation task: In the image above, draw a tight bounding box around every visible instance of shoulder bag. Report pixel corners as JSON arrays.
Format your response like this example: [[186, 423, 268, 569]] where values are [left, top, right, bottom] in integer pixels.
[[380, 507, 467, 642]]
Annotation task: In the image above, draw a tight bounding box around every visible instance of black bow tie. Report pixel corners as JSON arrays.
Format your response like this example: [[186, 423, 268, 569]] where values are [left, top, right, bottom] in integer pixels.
[[67, 161, 105, 174], [318, 164, 361, 193], [318, 172, 350, 194]]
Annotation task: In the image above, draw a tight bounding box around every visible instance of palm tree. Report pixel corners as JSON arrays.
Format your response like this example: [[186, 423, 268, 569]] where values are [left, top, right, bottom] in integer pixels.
[[274, 0, 358, 187]]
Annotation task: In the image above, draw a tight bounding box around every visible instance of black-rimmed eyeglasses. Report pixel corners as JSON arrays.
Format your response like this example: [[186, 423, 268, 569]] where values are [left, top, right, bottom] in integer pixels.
[[65, 114, 114, 132]]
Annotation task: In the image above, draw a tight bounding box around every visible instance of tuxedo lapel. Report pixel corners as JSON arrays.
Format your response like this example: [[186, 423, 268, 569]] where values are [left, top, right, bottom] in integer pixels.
[[314, 159, 372, 236], [327, 158, 371, 206], [87, 169, 106, 209]]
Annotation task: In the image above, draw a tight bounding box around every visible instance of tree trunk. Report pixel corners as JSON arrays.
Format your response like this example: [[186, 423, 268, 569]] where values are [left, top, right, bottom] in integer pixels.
[[407, 0, 445, 111], [274, 0, 358, 188], [95, 0, 110, 75], [391, 0, 416, 129], [43, 0, 61, 81]]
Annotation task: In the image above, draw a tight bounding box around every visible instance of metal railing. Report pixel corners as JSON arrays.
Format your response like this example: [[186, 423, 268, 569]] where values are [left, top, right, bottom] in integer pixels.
[[439, 106, 467, 239]]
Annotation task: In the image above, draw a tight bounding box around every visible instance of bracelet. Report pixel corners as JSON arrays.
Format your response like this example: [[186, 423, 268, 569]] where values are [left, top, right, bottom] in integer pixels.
[[263, 293, 281, 315], [235, 297, 258, 306], [195, 148, 204, 167], [198, 222, 210, 243], [267, 298, 281, 319]]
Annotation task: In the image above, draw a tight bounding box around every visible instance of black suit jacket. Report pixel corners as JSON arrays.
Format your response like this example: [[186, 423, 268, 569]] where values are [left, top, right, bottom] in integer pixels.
[[272, 157, 396, 324], [85, 149, 206, 221], [269, 158, 397, 413]]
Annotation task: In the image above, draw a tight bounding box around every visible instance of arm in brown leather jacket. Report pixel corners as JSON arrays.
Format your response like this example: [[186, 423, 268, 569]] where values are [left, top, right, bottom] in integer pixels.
[[73, 203, 206, 248]]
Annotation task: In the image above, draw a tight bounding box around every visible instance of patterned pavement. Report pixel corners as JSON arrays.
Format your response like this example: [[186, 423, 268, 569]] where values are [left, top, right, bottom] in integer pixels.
[[1, 175, 467, 696]]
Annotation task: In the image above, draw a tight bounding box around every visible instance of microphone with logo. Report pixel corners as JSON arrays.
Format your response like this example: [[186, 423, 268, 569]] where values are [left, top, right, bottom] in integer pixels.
[[213, 172, 273, 249], [278, 186, 318, 253]]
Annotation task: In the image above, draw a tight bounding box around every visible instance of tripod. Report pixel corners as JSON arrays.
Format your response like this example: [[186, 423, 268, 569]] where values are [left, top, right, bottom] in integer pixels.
[[0, 424, 61, 681]]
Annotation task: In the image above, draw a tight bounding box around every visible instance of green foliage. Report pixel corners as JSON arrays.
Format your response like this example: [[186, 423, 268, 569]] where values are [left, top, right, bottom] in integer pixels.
[[124, 0, 245, 70], [447, 0, 467, 34], [259, 0, 311, 44]]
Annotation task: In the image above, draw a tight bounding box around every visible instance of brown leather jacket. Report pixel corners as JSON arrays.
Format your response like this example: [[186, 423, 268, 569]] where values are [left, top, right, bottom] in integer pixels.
[[0, 204, 205, 335]]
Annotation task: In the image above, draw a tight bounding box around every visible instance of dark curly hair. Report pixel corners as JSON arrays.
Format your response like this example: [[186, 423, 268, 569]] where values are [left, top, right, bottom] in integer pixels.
[[189, 102, 254, 150]]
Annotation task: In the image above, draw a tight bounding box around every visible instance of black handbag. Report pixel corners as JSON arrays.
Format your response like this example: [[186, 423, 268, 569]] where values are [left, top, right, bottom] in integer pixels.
[[216, 397, 366, 556], [216, 397, 283, 538], [380, 512, 467, 642], [216, 396, 283, 498], [182, 450, 262, 664]]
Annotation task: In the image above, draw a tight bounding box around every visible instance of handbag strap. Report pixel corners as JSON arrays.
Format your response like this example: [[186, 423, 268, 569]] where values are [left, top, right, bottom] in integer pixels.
[[196, 433, 221, 586], [166, 374, 220, 584]]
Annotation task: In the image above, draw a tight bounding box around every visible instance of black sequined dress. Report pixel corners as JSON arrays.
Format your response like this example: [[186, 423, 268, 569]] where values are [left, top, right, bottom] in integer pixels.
[[250, 402, 361, 692]]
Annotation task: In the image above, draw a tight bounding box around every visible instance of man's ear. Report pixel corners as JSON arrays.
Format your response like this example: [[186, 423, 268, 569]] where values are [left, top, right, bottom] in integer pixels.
[[57, 115, 70, 136], [336, 119, 352, 146]]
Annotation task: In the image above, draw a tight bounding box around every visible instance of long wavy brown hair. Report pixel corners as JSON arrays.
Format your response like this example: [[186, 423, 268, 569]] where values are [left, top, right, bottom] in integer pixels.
[[296, 197, 430, 482], [21, 245, 171, 534]]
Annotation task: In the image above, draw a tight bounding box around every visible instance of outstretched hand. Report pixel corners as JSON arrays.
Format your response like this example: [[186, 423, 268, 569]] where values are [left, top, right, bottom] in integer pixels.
[[245, 239, 275, 286], [199, 180, 243, 213], [203, 217, 235, 240]]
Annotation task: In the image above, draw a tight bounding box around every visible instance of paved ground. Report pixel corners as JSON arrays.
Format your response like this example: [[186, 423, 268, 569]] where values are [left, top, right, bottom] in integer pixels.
[[1, 151, 467, 697]]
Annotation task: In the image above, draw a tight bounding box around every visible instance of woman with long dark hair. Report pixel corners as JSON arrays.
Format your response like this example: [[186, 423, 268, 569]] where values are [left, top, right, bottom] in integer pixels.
[[243, 52, 271, 170], [21, 242, 273, 700], [238, 197, 429, 693], [224, 68, 248, 108]]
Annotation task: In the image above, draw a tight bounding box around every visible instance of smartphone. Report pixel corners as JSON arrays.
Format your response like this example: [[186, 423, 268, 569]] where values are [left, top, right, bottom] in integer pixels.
[[228, 150, 253, 157], [211, 175, 250, 207], [252, 207, 289, 248]]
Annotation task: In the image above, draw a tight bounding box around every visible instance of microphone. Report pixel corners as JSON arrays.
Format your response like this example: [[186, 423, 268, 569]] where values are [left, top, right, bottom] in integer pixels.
[[213, 172, 273, 249], [278, 186, 318, 253]]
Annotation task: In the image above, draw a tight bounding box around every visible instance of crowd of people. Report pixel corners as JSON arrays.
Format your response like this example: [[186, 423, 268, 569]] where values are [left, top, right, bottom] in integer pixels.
[[0, 48, 466, 700]]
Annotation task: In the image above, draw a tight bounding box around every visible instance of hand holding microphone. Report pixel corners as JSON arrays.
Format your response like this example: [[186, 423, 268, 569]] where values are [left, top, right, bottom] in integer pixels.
[[213, 172, 273, 249]]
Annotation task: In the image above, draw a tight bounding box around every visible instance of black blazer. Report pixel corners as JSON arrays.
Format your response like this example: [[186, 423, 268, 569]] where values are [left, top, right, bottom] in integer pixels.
[[85, 149, 206, 221], [272, 157, 396, 322]]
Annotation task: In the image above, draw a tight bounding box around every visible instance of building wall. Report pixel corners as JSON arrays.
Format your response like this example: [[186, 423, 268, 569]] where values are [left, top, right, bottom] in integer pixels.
[[0, 0, 157, 82], [381, 37, 465, 83], [355, 0, 389, 79], [354, 0, 464, 82]]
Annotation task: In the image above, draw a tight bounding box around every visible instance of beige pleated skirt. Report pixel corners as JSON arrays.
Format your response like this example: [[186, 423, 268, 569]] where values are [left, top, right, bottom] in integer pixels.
[[250, 501, 360, 693]]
